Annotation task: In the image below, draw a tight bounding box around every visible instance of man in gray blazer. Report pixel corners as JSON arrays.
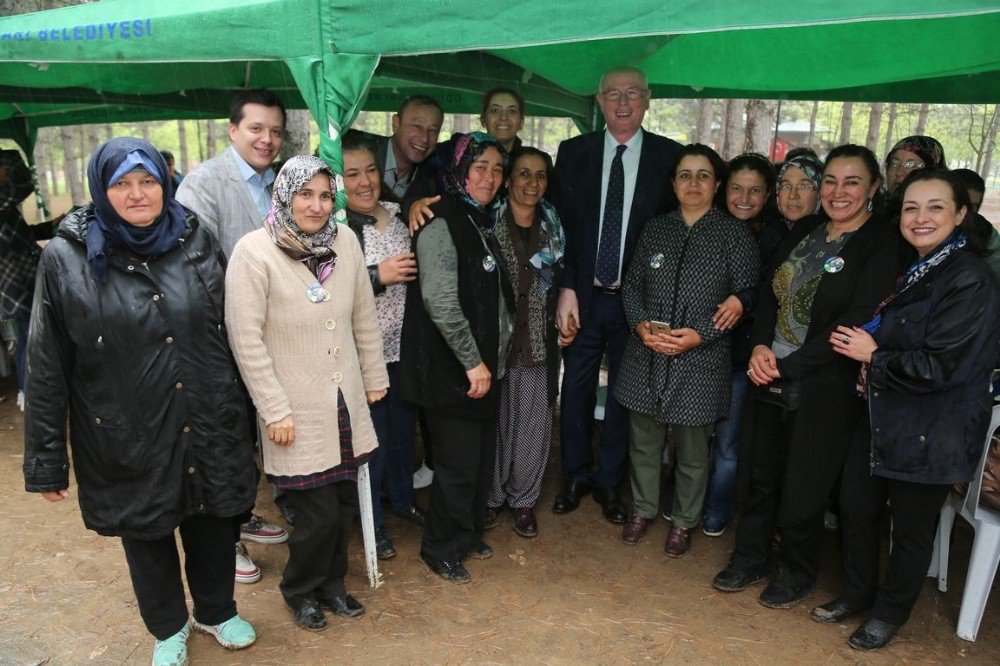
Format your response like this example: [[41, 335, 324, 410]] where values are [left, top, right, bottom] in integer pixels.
[[178, 89, 285, 259], [177, 88, 289, 585]]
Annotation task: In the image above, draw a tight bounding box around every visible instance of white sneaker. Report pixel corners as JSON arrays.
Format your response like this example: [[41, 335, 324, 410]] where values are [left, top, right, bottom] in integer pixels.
[[413, 462, 434, 490], [240, 514, 288, 544], [17, 390, 24, 412], [234, 541, 260, 584]]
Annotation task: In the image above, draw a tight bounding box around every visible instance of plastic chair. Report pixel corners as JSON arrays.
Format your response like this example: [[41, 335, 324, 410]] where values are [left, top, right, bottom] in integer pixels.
[[927, 403, 1000, 642]]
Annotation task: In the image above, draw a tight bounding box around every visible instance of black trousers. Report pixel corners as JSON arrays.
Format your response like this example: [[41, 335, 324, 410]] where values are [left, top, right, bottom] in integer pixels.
[[280, 481, 356, 603], [731, 399, 854, 588], [839, 424, 951, 626], [421, 412, 497, 561], [121, 514, 237, 640]]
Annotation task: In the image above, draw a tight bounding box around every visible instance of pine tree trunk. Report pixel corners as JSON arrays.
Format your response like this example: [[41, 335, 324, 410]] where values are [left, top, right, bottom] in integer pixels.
[[883, 103, 898, 155], [177, 120, 190, 173], [280, 110, 312, 160], [744, 99, 777, 155], [141, 123, 151, 144], [695, 99, 713, 145], [915, 104, 931, 135], [452, 114, 471, 134], [45, 131, 59, 196], [979, 105, 1000, 179], [839, 102, 854, 145], [105, 124, 114, 142], [865, 103, 884, 151], [205, 120, 217, 158], [536, 117, 547, 152], [85, 124, 103, 158], [33, 136, 51, 205], [806, 100, 819, 148], [721, 99, 744, 159], [59, 126, 86, 206]]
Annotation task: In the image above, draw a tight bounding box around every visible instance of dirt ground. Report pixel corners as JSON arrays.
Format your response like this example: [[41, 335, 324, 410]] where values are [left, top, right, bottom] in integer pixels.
[[0, 374, 998, 666]]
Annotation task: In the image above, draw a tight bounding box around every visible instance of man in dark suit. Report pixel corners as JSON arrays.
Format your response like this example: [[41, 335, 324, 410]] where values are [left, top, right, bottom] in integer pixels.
[[365, 94, 443, 201], [549, 66, 681, 523]]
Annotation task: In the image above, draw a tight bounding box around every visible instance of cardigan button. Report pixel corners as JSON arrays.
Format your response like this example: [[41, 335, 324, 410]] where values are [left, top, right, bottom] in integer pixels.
[[919, 435, 926, 442], [332, 372, 343, 383], [175, 382, 184, 390], [873, 391, 879, 398], [183, 426, 191, 433], [325, 319, 336, 331], [152, 294, 160, 302], [165, 336, 174, 344], [94, 417, 102, 425], [127, 265, 135, 271], [333, 347, 342, 357], [187, 467, 196, 475]]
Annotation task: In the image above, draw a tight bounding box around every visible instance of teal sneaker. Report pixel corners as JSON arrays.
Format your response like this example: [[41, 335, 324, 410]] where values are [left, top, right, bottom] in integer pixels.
[[152, 623, 189, 666], [192, 614, 256, 650]]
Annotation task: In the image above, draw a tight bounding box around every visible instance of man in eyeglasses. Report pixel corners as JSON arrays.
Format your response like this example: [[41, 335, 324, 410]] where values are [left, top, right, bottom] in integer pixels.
[[549, 66, 682, 526]]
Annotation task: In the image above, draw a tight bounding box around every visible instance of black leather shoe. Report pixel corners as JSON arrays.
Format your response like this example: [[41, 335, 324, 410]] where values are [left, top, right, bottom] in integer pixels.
[[280, 504, 299, 527], [712, 562, 770, 592], [375, 527, 396, 560], [759, 580, 814, 609], [393, 504, 427, 528], [285, 598, 327, 631], [420, 551, 471, 583], [848, 618, 898, 650], [484, 506, 501, 530], [317, 592, 366, 619], [468, 540, 493, 560], [552, 478, 592, 514], [811, 598, 866, 623], [592, 487, 628, 524]]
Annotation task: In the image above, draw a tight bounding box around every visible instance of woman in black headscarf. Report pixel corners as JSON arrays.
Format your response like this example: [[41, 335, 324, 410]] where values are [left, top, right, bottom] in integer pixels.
[[399, 132, 513, 584], [23, 137, 258, 666]]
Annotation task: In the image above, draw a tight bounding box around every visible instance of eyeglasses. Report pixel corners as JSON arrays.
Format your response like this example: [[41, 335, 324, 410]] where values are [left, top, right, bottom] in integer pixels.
[[777, 182, 817, 193], [887, 160, 925, 171], [601, 88, 647, 102]]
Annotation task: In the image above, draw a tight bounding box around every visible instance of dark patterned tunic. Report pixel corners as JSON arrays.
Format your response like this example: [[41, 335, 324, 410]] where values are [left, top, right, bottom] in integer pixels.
[[615, 207, 759, 425]]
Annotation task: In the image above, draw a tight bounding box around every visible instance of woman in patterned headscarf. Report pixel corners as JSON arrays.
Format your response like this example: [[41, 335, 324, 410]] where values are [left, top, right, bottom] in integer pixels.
[[399, 131, 513, 584], [884, 135, 946, 193], [226, 155, 389, 632]]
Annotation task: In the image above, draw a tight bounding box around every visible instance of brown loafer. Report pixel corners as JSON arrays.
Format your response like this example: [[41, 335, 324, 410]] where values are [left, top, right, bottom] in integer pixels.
[[664, 526, 691, 557], [622, 515, 650, 545], [512, 507, 538, 538]]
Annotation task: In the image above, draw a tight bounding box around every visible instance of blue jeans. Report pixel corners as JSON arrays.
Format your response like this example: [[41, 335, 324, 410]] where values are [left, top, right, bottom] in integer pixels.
[[368, 362, 416, 529], [703, 370, 750, 526]]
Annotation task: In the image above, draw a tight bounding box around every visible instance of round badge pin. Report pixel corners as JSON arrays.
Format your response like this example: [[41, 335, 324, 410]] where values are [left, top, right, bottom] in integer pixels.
[[482, 255, 497, 273], [649, 252, 664, 269], [823, 256, 845, 273], [306, 282, 330, 303]]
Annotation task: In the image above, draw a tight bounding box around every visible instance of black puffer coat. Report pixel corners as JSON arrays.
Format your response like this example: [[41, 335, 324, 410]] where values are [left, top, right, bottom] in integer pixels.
[[23, 205, 257, 539]]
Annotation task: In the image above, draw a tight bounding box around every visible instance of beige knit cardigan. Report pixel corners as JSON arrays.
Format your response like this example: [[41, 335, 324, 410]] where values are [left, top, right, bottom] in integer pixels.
[[225, 227, 389, 477]]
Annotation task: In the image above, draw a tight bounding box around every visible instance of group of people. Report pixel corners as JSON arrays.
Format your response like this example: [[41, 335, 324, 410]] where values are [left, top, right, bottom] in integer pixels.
[[17, 64, 1000, 664]]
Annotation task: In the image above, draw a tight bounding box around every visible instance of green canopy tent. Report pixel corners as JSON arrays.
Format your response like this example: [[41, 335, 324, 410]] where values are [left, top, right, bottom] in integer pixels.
[[2, 0, 999, 191]]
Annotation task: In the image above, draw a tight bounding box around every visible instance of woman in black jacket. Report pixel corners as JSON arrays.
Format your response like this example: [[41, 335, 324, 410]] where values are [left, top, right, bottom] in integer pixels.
[[23, 138, 258, 666], [813, 169, 1000, 650], [712, 145, 906, 609], [399, 132, 512, 584]]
